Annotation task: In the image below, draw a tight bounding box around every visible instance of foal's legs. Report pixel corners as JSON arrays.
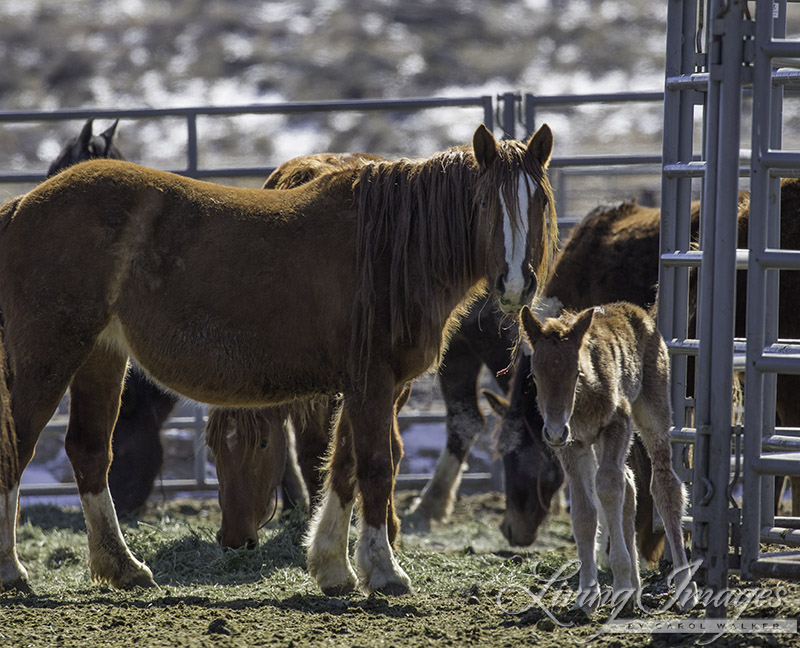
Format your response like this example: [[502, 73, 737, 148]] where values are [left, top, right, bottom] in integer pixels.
[[633, 399, 698, 610], [305, 404, 358, 595], [595, 418, 636, 603], [66, 345, 155, 588], [559, 441, 600, 614]]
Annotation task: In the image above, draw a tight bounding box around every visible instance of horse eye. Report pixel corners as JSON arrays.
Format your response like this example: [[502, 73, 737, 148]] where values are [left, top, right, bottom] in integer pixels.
[[479, 196, 488, 209], [258, 438, 269, 450]]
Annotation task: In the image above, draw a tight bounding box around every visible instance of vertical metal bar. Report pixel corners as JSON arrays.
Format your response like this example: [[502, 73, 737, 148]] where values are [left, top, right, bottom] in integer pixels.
[[660, 0, 700, 537], [692, 0, 745, 616], [482, 96, 494, 133], [498, 92, 517, 140], [742, 0, 785, 581], [523, 93, 536, 139], [186, 112, 199, 177]]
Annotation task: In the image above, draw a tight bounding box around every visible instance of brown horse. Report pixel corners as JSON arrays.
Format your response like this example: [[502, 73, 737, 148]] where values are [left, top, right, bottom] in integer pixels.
[[520, 303, 697, 613], [213, 151, 520, 548], [0, 124, 557, 595]]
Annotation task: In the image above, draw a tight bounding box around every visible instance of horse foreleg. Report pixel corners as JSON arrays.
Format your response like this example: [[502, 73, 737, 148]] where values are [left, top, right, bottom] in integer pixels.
[[351, 374, 411, 595], [559, 443, 600, 614], [595, 419, 636, 605], [304, 403, 358, 595], [406, 347, 483, 527], [66, 347, 155, 589]]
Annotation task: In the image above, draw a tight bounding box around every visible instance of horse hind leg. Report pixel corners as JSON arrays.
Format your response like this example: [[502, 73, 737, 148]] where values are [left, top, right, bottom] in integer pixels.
[[632, 400, 698, 610], [304, 402, 358, 595], [65, 345, 155, 589]]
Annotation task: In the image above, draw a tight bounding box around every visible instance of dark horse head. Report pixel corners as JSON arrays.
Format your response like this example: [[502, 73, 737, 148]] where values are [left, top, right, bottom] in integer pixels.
[[485, 353, 564, 546], [46, 118, 123, 178]]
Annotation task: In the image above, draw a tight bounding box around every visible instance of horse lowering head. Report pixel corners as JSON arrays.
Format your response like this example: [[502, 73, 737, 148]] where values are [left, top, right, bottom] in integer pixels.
[[46, 118, 123, 177], [519, 305, 594, 447], [207, 408, 288, 550], [485, 356, 563, 546], [472, 123, 557, 314]]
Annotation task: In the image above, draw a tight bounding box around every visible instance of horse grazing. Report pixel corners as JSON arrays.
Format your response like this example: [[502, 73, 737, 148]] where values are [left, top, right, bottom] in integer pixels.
[[0, 123, 557, 595], [520, 303, 697, 613], [206, 406, 290, 549]]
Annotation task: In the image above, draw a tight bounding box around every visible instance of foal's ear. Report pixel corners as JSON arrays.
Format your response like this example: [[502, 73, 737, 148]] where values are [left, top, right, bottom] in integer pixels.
[[482, 389, 509, 417], [473, 124, 498, 170], [526, 123, 553, 167], [520, 305, 543, 345], [569, 308, 595, 344]]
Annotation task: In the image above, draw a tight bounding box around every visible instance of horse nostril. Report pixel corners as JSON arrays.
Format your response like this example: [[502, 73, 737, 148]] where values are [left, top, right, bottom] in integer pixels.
[[495, 274, 506, 295], [245, 538, 258, 551], [524, 274, 536, 297]]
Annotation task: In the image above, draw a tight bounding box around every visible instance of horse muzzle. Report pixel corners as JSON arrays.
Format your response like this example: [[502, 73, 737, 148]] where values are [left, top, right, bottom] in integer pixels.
[[495, 273, 537, 314], [543, 423, 569, 448]]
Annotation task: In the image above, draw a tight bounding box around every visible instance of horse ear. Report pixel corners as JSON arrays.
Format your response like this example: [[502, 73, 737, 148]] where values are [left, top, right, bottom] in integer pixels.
[[520, 305, 543, 346], [473, 124, 498, 170], [100, 119, 119, 155], [70, 119, 94, 157], [482, 389, 509, 417], [569, 308, 595, 344], [526, 123, 553, 167]]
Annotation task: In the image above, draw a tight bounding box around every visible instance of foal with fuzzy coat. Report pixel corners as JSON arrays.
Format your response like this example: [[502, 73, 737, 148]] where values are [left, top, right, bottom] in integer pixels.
[[520, 302, 697, 612]]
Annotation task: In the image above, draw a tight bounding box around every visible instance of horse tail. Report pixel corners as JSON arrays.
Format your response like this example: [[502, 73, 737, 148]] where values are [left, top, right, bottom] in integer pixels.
[[0, 322, 18, 498]]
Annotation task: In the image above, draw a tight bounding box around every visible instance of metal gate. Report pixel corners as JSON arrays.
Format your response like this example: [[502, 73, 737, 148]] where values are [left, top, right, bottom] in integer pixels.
[[659, 0, 800, 618]]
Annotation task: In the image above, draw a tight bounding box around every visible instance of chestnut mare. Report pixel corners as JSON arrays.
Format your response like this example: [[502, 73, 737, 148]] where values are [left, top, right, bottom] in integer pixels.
[[214, 152, 517, 548], [520, 303, 696, 613], [0, 124, 557, 595]]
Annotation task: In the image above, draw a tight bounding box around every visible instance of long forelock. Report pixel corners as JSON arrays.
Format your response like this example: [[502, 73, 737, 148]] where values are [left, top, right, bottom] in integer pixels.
[[480, 140, 558, 297]]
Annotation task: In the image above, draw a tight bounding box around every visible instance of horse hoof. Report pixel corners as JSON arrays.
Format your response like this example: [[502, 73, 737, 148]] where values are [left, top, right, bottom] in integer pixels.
[[374, 581, 413, 596], [320, 581, 356, 597], [679, 582, 699, 611], [2, 578, 34, 595]]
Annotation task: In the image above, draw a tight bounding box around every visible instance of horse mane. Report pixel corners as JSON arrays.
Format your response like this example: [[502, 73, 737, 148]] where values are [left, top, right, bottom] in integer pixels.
[[350, 140, 556, 377]]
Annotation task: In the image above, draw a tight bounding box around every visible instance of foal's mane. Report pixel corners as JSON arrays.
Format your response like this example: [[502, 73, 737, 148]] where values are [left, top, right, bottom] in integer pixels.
[[351, 140, 556, 376]]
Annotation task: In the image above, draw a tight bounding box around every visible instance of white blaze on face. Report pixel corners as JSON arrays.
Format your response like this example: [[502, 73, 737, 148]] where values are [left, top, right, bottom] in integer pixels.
[[499, 173, 536, 300]]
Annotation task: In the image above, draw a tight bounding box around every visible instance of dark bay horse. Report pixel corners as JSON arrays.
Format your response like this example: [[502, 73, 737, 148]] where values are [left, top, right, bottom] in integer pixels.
[[0, 124, 557, 595]]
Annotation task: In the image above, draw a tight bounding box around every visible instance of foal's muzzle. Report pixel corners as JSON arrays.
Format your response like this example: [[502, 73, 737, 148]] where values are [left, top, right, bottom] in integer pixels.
[[543, 423, 569, 448]]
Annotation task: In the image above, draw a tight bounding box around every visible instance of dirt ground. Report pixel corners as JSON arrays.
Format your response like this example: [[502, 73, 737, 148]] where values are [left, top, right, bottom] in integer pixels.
[[2, 490, 799, 648]]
